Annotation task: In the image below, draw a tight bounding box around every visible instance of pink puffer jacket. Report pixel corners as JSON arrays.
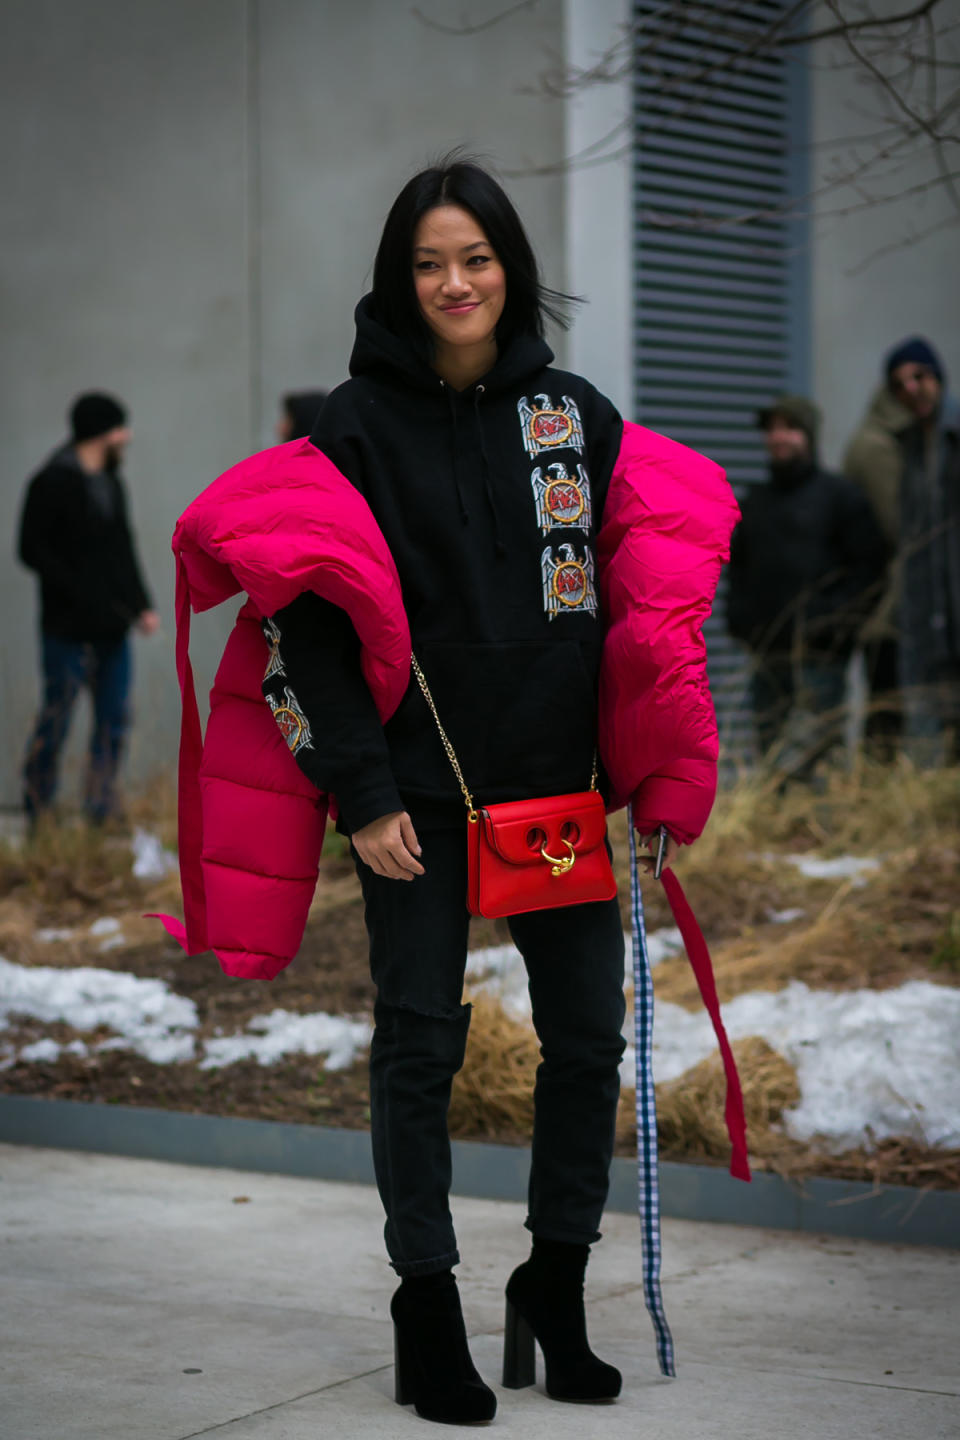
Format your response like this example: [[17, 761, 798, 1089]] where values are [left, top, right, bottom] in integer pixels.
[[158, 422, 737, 980]]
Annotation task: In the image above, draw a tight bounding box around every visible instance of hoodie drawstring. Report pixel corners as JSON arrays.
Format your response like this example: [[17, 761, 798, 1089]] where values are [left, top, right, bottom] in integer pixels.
[[473, 385, 506, 558], [442, 382, 471, 526]]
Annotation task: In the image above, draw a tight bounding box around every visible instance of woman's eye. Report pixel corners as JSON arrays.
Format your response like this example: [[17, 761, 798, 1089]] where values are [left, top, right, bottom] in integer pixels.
[[467, 254, 491, 266], [415, 260, 438, 272]]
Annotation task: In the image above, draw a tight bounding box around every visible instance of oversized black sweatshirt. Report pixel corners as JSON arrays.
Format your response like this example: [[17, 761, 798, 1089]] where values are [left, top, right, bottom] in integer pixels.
[[18, 446, 152, 642], [262, 296, 623, 833]]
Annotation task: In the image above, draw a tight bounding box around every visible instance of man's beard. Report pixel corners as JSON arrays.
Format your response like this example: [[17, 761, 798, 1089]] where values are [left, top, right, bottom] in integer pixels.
[[103, 443, 124, 474]]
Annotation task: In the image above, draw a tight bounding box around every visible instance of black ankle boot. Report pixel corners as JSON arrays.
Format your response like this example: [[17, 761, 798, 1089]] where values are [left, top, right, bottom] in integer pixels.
[[503, 1239, 621, 1402], [391, 1270, 497, 1425]]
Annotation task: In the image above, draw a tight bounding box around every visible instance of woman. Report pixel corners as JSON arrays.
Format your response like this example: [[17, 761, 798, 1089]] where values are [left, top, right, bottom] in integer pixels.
[[165, 160, 738, 1425]]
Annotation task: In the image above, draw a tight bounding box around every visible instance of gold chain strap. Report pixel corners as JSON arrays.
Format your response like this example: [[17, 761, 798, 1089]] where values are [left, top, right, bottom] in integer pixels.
[[411, 654, 478, 822], [410, 653, 598, 820]]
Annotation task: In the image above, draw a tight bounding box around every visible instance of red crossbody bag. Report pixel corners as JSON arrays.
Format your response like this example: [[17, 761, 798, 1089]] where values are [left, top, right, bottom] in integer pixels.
[[412, 657, 617, 918]]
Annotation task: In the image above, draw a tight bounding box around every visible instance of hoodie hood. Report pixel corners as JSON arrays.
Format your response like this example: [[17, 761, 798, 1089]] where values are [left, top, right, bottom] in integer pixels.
[[863, 383, 915, 436], [348, 292, 554, 397]]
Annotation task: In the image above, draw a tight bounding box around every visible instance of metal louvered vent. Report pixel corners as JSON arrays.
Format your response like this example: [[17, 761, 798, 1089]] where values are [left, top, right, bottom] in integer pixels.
[[632, 0, 809, 759]]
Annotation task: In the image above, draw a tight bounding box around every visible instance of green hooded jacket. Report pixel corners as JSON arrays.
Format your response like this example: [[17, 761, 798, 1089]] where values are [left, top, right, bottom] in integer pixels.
[[843, 385, 914, 641]]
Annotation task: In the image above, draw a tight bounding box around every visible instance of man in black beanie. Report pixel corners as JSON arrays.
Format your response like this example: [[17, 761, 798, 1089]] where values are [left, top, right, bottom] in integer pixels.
[[17, 390, 158, 825], [846, 337, 960, 761], [726, 394, 888, 770]]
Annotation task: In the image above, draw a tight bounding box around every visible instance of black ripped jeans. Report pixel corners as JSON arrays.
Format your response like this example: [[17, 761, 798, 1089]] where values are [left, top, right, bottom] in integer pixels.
[[354, 822, 626, 1277]]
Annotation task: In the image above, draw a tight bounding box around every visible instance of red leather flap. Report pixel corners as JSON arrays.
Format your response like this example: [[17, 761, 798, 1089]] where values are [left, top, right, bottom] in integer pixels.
[[481, 791, 607, 868]]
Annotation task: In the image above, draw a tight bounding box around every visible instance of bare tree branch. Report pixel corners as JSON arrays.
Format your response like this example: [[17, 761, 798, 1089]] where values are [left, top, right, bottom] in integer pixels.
[[775, 0, 945, 47], [410, 1, 538, 37]]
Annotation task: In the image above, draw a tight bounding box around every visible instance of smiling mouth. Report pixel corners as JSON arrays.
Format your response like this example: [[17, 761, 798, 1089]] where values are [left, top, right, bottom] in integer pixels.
[[440, 302, 480, 313]]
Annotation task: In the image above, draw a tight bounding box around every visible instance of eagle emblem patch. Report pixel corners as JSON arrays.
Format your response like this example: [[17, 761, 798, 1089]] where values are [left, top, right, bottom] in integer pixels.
[[518, 394, 585, 458], [266, 686, 314, 754], [262, 618, 286, 681], [541, 543, 598, 620], [531, 462, 592, 534]]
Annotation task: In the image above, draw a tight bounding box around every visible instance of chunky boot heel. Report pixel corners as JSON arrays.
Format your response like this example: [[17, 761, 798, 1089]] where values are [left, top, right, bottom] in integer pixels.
[[390, 1271, 497, 1425], [502, 1297, 536, 1389], [393, 1325, 413, 1406], [504, 1240, 622, 1403]]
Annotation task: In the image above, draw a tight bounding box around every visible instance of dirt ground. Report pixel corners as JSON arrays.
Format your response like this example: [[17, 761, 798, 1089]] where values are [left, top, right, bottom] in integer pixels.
[[2, 786, 959, 1190]]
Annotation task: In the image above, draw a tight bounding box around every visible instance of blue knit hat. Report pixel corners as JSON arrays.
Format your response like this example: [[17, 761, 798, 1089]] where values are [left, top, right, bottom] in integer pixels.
[[883, 336, 945, 385]]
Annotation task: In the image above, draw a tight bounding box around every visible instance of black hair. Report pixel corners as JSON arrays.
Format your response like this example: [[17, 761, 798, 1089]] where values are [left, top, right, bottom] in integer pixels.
[[370, 155, 579, 346], [282, 389, 328, 440]]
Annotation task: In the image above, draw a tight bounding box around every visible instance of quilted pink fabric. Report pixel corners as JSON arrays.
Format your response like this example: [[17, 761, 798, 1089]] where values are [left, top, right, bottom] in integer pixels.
[[156, 438, 410, 979], [159, 422, 737, 979], [598, 421, 739, 844]]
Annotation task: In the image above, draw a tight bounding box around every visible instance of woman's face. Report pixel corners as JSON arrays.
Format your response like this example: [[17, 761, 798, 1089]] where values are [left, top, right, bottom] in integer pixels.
[[412, 204, 506, 353]]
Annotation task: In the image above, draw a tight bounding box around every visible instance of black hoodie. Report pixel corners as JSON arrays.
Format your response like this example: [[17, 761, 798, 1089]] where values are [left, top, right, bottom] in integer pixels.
[[18, 445, 152, 642], [263, 296, 623, 831]]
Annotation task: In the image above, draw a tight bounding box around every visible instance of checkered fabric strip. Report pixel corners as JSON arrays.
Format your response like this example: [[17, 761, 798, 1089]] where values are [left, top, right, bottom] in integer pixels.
[[628, 824, 676, 1377]]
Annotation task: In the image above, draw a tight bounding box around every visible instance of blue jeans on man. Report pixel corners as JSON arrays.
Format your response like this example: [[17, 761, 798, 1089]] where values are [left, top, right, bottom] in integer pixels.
[[750, 654, 849, 770], [23, 632, 132, 823]]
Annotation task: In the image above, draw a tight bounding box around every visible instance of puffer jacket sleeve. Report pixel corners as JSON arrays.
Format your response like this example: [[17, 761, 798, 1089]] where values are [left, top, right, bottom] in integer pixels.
[[597, 421, 740, 845]]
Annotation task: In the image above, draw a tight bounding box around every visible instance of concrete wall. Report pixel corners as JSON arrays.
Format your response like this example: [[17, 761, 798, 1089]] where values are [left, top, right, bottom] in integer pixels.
[[809, 5, 960, 467], [0, 0, 567, 807]]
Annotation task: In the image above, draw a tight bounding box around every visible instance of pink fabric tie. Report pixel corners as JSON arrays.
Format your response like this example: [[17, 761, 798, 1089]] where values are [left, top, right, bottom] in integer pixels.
[[146, 556, 208, 955], [661, 867, 751, 1181]]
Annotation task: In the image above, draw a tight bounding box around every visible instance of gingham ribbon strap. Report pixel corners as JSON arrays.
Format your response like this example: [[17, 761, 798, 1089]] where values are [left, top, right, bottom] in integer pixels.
[[628, 823, 676, 1377], [628, 828, 753, 1378]]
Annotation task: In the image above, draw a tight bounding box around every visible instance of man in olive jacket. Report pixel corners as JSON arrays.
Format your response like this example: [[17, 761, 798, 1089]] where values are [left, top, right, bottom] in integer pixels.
[[845, 338, 960, 760], [18, 392, 158, 823]]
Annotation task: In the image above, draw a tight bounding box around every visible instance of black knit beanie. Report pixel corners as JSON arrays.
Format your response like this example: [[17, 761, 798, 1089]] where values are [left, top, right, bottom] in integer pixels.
[[883, 337, 945, 386], [70, 391, 128, 443]]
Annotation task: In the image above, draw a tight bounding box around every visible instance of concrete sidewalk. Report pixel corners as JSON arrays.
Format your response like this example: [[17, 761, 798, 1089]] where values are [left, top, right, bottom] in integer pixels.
[[1, 1144, 957, 1440]]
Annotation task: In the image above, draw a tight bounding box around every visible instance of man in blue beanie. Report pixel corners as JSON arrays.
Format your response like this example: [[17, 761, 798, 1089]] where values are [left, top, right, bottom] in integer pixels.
[[845, 337, 960, 760], [17, 391, 158, 825]]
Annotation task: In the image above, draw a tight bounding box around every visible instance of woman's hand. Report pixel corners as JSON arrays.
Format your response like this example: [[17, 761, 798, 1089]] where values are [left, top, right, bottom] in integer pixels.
[[636, 828, 682, 876], [352, 811, 425, 881]]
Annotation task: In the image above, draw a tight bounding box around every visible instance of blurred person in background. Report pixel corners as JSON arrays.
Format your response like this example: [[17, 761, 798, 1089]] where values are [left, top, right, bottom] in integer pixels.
[[17, 391, 158, 826], [727, 395, 888, 769], [275, 388, 328, 442], [846, 337, 960, 762], [843, 347, 914, 751]]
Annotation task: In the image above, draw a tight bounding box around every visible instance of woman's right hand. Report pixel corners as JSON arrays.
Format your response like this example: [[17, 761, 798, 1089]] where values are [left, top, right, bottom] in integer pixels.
[[352, 811, 425, 880]]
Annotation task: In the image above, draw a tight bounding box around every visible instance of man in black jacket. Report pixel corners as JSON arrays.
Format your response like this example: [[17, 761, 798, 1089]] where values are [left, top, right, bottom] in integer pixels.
[[18, 392, 157, 824], [727, 395, 888, 764]]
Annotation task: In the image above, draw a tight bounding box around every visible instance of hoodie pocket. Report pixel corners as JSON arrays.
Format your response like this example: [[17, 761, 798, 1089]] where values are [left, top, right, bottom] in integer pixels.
[[405, 640, 599, 796]]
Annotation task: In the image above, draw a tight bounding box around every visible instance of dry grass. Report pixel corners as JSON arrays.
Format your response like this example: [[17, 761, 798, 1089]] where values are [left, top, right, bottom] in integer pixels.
[[449, 992, 540, 1142], [618, 1036, 801, 1162], [3, 757, 958, 1186]]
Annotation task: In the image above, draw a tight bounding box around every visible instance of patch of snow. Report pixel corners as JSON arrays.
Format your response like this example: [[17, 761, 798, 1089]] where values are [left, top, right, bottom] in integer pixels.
[[644, 928, 684, 967], [131, 828, 178, 881], [0, 956, 198, 1065], [621, 978, 960, 1151], [200, 1010, 372, 1071], [35, 928, 76, 944], [89, 917, 122, 938], [97, 934, 127, 953], [785, 854, 880, 881], [767, 908, 806, 925], [465, 943, 531, 1019], [18, 1038, 61, 1063], [97, 1032, 196, 1065], [465, 932, 668, 1019]]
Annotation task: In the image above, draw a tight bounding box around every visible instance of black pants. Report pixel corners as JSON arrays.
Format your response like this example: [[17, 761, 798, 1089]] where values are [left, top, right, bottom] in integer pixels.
[[355, 823, 626, 1277]]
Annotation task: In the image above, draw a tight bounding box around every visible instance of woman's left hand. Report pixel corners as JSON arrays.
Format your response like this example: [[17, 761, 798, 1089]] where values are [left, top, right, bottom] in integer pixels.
[[636, 828, 682, 876]]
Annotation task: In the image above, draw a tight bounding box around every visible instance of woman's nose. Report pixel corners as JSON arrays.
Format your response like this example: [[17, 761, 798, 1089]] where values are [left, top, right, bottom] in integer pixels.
[[443, 267, 471, 295]]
